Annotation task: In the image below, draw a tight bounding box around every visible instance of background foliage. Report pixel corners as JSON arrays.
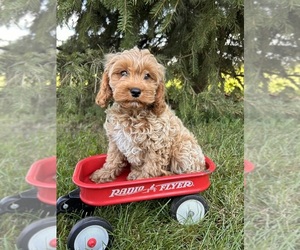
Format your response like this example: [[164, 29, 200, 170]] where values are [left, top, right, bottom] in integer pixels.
[[245, 0, 300, 96], [57, 0, 244, 106], [0, 0, 56, 87]]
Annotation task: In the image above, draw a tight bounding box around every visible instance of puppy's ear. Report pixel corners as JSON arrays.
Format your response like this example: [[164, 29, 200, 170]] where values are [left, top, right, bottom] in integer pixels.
[[95, 53, 118, 107], [95, 71, 112, 108], [152, 82, 166, 116]]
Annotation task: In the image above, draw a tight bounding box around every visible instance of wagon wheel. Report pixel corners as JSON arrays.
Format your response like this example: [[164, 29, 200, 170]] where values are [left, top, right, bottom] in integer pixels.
[[67, 216, 113, 250], [57, 189, 95, 216], [17, 216, 56, 250], [170, 194, 209, 225], [0, 196, 21, 215]]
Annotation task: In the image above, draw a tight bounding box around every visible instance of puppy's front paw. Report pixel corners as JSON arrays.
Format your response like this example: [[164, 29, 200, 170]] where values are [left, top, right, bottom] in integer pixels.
[[90, 169, 115, 183], [127, 171, 138, 181], [127, 171, 150, 181]]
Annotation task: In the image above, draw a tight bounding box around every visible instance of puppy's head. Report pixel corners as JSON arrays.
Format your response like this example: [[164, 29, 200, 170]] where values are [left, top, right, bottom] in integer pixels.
[[95, 47, 166, 116]]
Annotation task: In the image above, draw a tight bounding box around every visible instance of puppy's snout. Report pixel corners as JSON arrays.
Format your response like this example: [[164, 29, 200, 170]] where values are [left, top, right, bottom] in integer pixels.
[[130, 88, 141, 98]]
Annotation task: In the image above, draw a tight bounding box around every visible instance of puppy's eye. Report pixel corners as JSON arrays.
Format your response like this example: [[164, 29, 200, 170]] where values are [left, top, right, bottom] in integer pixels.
[[144, 73, 151, 80], [120, 70, 128, 77]]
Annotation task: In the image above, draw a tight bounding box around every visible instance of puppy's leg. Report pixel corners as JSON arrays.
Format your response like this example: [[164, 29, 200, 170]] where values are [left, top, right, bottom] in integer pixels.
[[127, 165, 143, 181], [171, 138, 206, 174], [127, 152, 172, 180], [90, 141, 126, 183]]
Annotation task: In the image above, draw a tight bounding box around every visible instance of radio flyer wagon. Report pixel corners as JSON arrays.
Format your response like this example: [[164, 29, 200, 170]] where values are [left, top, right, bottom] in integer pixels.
[[57, 154, 216, 250], [0, 157, 56, 250]]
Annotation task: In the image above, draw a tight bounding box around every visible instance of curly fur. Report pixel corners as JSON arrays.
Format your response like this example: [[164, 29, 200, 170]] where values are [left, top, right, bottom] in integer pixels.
[[90, 47, 205, 183]]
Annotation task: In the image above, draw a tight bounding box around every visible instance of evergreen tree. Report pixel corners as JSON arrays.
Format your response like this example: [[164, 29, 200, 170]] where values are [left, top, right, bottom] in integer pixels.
[[0, 0, 56, 86], [0, 0, 56, 115], [245, 0, 300, 94], [57, 0, 244, 94]]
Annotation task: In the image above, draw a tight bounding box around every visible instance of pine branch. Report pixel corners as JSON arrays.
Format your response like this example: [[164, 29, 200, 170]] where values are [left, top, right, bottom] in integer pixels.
[[117, 0, 133, 32], [151, 0, 168, 18]]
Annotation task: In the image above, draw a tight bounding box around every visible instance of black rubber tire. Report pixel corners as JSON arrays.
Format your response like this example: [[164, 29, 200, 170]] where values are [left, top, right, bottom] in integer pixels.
[[67, 216, 113, 250], [16, 216, 56, 250], [170, 194, 209, 225]]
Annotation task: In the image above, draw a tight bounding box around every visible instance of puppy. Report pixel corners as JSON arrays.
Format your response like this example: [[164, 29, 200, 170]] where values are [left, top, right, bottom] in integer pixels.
[[90, 47, 206, 183]]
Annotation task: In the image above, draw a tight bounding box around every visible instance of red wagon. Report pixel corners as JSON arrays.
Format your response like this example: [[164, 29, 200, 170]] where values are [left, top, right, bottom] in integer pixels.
[[25, 156, 57, 206], [57, 154, 216, 250], [0, 157, 56, 250]]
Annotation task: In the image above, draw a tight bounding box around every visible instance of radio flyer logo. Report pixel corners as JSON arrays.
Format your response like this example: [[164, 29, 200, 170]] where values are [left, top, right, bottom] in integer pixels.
[[109, 180, 194, 197]]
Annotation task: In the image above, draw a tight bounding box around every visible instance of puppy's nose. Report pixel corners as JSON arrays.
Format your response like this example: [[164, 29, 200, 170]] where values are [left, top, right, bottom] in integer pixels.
[[130, 88, 141, 98]]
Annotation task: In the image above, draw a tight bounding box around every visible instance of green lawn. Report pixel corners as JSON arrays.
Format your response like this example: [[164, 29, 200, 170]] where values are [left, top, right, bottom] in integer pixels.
[[0, 87, 56, 249], [57, 91, 244, 249], [245, 94, 300, 249]]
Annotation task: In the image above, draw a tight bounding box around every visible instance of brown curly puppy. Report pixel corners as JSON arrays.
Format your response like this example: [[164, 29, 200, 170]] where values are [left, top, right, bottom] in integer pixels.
[[90, 47, 205, 183]]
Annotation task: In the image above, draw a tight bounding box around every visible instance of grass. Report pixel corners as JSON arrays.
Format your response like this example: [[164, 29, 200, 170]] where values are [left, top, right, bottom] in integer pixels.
[[245, 94, 300, 249], [0, 87, 56, 249], [57, 90, 244, 249]]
